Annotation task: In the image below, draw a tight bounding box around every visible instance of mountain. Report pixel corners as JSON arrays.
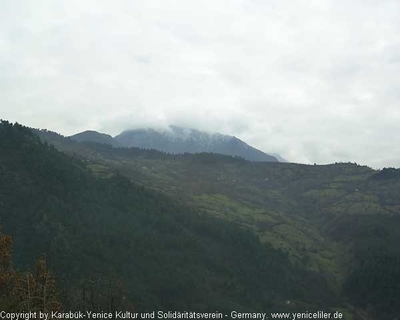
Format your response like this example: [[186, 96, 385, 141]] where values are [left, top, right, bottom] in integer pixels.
[[69, 126, 281, 162], [36, 127, 400, 319], [114, 125, 279, 162], [8, 121, 400, 318], [1, 120, 334, 312], [70, 130, 120, 146]]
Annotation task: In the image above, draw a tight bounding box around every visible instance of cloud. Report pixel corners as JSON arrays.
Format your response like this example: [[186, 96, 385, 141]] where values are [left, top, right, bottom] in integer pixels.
[[1, 0, 400, 168]]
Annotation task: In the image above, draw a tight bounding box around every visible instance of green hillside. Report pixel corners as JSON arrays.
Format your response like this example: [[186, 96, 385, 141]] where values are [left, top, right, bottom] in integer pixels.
[[34, 128, 400, 319], [0, 121, 339, 313]]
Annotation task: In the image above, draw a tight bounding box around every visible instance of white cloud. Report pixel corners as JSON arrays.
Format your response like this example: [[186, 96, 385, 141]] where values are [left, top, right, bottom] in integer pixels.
[[1, 0, 400, 168]]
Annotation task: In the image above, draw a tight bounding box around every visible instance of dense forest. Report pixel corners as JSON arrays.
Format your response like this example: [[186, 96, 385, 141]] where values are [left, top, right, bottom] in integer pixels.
[[1, 121, 400, 319], [0, 121, 336, 313]]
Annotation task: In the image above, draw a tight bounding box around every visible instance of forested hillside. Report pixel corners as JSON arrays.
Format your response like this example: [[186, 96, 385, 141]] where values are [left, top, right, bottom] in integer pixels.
[[35, 126, 400, 319], [0, 121, 336, 312]]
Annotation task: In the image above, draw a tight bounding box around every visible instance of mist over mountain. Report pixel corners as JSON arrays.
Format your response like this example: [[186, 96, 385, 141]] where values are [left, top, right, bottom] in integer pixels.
[[71, 125, 280, 162], [271, 153, 288, 163]]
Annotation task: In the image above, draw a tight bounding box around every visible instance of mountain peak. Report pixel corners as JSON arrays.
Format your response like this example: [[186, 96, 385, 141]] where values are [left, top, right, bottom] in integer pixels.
[[70, 130, 120, 147], [70, 126, 282, 162], [115, 126, 278, 162]]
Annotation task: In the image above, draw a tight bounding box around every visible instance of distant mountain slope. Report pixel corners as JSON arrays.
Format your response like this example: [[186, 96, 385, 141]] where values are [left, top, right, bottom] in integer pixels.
[[271, 153, 288, 162], [70, 130, 120, 146], [114, 125, 278, 162]]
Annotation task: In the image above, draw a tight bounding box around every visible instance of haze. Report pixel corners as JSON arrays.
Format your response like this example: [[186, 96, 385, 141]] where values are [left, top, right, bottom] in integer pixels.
[[1, 0, 399, 168]]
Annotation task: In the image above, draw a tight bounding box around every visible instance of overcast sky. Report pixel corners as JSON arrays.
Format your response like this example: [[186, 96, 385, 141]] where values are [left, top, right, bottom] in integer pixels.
[[1, 0, 400, 168]]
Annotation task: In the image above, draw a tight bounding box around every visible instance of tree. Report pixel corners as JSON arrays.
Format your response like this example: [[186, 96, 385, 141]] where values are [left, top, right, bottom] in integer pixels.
[[0, 227, 62, 312], [13, 256, 62, 312], [0, 228, 16, 310]]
